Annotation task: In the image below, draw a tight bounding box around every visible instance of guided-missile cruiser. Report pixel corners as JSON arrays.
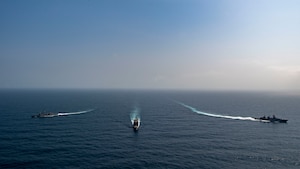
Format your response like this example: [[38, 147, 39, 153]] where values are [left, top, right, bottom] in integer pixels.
[[255, 115, 288, 123]]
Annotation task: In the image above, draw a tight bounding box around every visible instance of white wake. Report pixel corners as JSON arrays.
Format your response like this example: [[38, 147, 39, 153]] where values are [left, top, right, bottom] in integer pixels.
[[57, 109, 94, 116], [176, 101, 260, 122]]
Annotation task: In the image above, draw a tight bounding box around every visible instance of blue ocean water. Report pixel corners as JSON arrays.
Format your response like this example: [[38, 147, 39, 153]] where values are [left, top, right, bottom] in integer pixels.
[[0, 90, 300, 169]]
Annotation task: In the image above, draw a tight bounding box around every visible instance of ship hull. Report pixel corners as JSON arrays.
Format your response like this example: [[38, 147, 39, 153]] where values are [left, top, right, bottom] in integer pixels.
[[132, 119, 140, 131]]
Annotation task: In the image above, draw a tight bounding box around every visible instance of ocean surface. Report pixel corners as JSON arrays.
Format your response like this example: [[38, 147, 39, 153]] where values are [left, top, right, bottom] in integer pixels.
[[1, 90, 300, 169]]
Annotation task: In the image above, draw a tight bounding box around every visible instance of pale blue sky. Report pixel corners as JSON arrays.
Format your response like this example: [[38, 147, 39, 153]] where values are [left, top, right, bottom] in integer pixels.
[[1, 0, 300, 90]]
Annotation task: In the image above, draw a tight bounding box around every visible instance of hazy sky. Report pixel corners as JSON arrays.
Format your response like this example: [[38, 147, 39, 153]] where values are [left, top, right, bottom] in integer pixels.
[[1, 0, 300, 91]]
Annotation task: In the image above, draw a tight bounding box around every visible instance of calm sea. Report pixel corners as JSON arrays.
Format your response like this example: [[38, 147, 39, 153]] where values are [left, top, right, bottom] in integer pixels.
[[0, 90, 300, 169]]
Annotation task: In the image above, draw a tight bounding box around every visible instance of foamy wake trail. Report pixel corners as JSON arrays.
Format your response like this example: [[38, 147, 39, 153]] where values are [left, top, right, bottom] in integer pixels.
[[130, 106, 141, 124], [176, 101, 258, 122], [57, 109, 94, 116]]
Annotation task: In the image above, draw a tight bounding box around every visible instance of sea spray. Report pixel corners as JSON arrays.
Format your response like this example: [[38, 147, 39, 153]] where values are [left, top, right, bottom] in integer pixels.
[[130, 106, 141, 125], [175, 101, 259, 122]]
